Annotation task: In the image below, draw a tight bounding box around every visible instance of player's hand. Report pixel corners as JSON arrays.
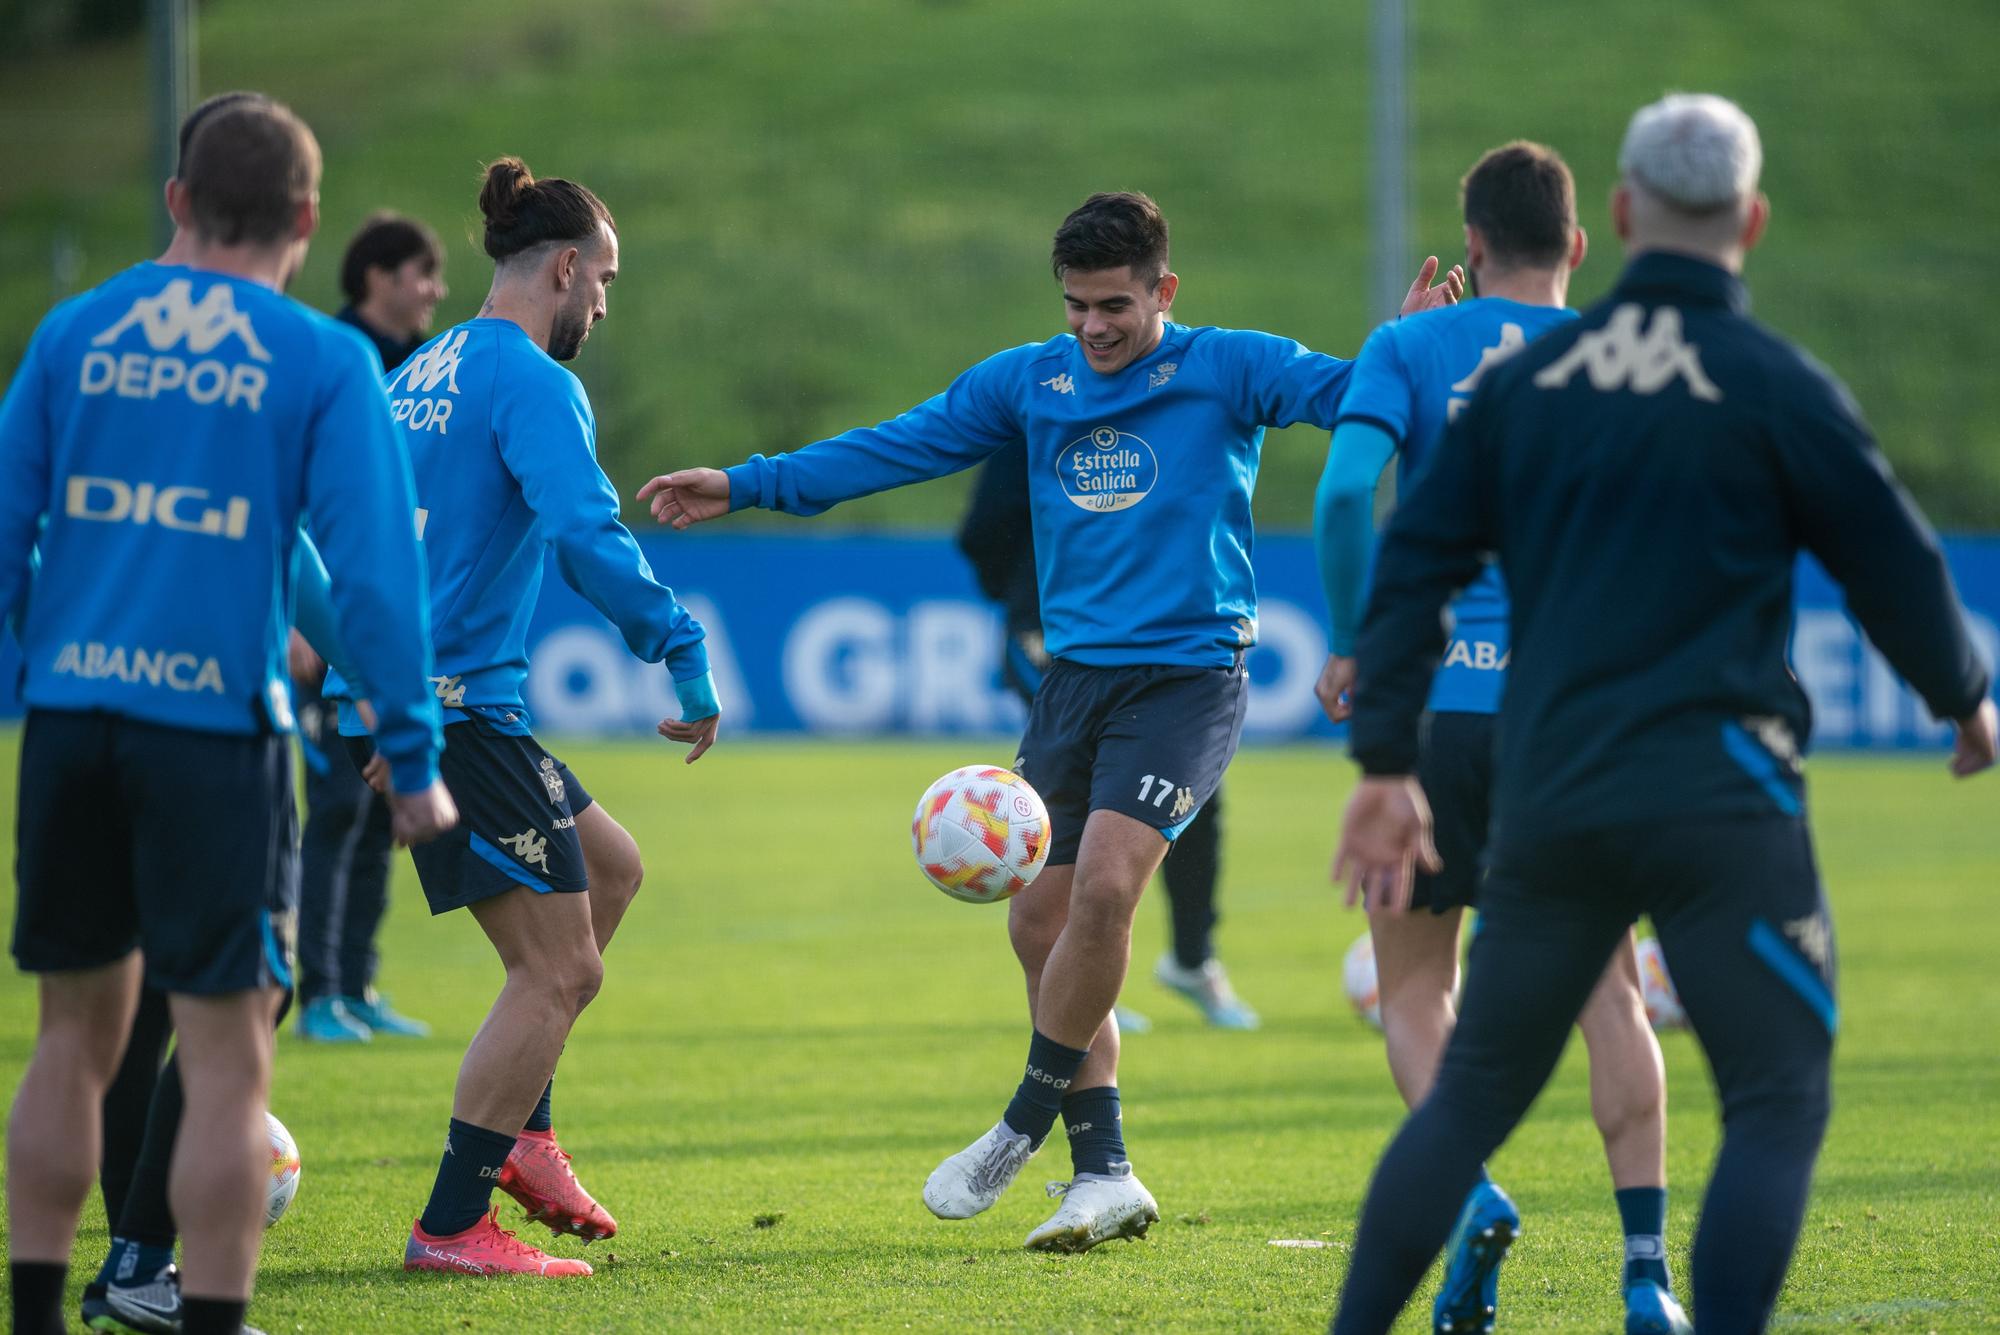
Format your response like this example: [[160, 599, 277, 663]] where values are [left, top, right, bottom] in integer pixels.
[[659, 710, 720, 763], [1399, 256, 1466, 317], [388, 780, 458, 847], [1950, 698, 1998, 777], [360, 751, 391, 794], [1331, 775, 1441, 913], [286, 630, 325, 689], [1315, 654, 1358, 723], [638, 469, 732, 530]]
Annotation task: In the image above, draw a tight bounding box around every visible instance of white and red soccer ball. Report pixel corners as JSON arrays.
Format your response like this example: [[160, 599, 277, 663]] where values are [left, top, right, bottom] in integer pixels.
[[1635, 936, 1687, 1031], [1342, 932, 1383, 1029], [912, 765, 1053, 904], [266, 1111, 301, 1228]]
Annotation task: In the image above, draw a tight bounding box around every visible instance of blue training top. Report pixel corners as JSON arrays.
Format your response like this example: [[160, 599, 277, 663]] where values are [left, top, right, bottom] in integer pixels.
[[329, 317, 713, 734], [0, 262, 442, 792], [1330, 298, 1577, 713], [727, 322, 1352, 668]]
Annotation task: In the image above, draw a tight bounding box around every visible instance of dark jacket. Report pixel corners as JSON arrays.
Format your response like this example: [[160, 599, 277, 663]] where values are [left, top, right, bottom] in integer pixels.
[[335, 306, 421, 374], [1352, 252, 1990, 842]]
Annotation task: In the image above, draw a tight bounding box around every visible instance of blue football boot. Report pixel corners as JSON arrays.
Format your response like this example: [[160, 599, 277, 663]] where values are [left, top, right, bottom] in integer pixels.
[[342, 990, 430, 1037], [1624, 1279, 1692, 1335], [1432, 1180, 1519, 1335], [295, 995, 371, 1043]]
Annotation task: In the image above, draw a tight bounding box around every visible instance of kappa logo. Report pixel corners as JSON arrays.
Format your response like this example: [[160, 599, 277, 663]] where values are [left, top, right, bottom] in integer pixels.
[[93, 280, 272, 361], [1232, 617, 1258, 648], [1783, 912, 1832, 971], [1040, 372, 1076, 396], [1533, 304, 1723, 402], [539, 756, 567, 805], [499, 829, 550, 871], [390, 328, 468, 396], [1743, 714, 1803, 773], [1147, 361, 1178, 391], [1168, 786, 1195, 820], [429, 674, 467, 708], [1447, 321, 1528, 422]]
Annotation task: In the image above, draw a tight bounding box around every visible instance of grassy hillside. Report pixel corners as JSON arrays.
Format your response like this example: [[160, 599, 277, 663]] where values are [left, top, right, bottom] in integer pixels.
[[2, 0, 1995, 527]]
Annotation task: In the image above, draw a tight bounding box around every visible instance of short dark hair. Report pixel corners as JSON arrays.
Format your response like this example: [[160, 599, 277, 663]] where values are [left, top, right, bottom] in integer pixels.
[[478, 157, 616, 264], [1051, 192, 1171, 289], [339, 212, 445, 303], [180, 100, 321, 247], [1460, 141, 1576, 269], [175, 90, 270, 178]]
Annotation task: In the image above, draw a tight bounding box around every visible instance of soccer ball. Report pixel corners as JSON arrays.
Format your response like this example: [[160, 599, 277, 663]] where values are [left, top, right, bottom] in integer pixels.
[[1635, 936, 1687, 1031], [266, 1111, 301, 1228], [1342, 932, 1382, 1029], [911, 765, 1052, 904]]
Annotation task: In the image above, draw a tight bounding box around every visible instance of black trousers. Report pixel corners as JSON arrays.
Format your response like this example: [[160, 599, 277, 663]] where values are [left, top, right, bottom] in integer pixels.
[[1333, 812, 1836, 1335]]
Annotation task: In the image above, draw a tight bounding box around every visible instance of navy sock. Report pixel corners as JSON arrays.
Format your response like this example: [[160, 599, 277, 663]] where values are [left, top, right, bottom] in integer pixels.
[[10, 1260, 66, 1335], [1617, 1185, 1672, 1289], [1000, 1029, 1089, 1147], [181, 1296, 248, 1335], [419, 1117, 517, 1238], [1062, 1085, 1127, 1177], [524, 1079, 554, 1133], [105, 1237, 175, 1286]]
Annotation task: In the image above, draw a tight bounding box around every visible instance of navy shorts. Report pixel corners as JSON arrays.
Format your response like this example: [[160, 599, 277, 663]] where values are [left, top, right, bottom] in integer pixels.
[[1411, 710, 1496, 913], [346, 719, 594, 915], [12, 709, 297, 995], [1014, 658, 1248, 866]]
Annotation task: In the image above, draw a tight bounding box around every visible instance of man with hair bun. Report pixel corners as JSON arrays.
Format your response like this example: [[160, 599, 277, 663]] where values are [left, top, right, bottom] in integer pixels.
[[643, 191, 1461, 1253], [0, 96, 450, 1335], [329, 156, 720, 1278], [1329, 93, 1996, 1333]]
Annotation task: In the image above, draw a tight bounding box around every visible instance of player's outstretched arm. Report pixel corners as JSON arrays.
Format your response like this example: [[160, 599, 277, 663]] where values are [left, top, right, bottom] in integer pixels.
[[639, 468, 732, 530], [1399, 255, 1466, 316]]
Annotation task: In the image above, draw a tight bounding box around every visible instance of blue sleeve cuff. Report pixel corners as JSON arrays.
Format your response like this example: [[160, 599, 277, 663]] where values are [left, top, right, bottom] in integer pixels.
[[673, 670, 720, 721], [386, 752, 440, 795], [726, 457, 769, 511]]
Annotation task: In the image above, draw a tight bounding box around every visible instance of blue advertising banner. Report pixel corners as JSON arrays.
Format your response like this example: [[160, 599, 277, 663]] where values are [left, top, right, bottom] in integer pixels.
[[2, 534, 1995, 748]]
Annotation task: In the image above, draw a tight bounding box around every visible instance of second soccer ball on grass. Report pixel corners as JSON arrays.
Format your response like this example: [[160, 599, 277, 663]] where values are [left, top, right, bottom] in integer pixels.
[[912, 766, 1052, 904]]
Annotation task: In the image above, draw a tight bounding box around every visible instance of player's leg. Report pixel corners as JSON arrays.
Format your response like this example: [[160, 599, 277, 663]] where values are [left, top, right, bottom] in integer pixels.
[[337, 790, 426, 1036], [495, 788, 631, 1240], [1368, 905, 1465, 1108], [1573, 932, 1685, 1332], [295, 747, 373, 1042], [163, 988, 282, 1317], [98, 986, 173, 1230], [1008, 862, 1121, 1091], [1154, 790, 1259, 1029], [1645, 814, 1834, 1334], [1331, 829, 1638, 1335]]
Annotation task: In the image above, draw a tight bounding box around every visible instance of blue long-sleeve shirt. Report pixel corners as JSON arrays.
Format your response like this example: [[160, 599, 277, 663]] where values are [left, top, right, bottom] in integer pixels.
[[1352, 253, 1991, 837], [0, 262, 442, 792], [727, 323, 1353, 667], [329, 318, 712, 732], [1318, 299, 1577, 711]]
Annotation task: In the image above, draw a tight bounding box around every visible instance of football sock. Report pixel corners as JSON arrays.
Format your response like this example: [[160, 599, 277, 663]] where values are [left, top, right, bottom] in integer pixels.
[[92, 1236, 132, 1288], [419, 1117, 517, 1238], [1062, 1085, 1126, 1177], [1162, 793, 1221, 970], [181, 1295, 249, 1335], [1616, 1185, 1672, 1289], [9, 1260, 66, 1335], [524, 1079, 554, 1133], [1001, 1029, 1090, 1147], [100, 1237, 175, 1287]]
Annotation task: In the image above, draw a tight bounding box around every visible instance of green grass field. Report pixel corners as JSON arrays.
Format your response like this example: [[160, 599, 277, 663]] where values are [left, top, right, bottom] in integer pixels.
[[2, 0, 1997, 526], [0, 738, 1994, 1331]]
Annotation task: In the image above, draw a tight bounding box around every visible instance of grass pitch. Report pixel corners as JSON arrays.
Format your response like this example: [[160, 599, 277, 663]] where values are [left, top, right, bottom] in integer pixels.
[[0, 738, 1995, 1331]]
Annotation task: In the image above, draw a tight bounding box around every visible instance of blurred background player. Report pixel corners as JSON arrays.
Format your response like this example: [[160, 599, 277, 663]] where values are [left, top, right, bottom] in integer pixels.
[[290, 210, 449, 1044], [957, 440, 1258, 1030], [333, 157, 720, 1278], [1316, 142, 1680, 1334], [640, 191, 1459, 1252], [1330, 94, 1997, 1335], [0, 98, 451, 1335]]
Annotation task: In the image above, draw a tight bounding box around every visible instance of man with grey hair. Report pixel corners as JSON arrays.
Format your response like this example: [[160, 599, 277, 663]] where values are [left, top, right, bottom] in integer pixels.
[[1327, 93, 1995, 1334]]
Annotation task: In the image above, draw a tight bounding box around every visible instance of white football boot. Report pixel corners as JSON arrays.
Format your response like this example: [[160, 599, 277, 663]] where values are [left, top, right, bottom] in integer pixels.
[[923, 1121, 1037, 1219], [1024, 1161, 1160, 1252]]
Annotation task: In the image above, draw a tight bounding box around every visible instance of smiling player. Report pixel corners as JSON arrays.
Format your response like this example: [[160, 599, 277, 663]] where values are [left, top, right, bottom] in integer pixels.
[[640, 192, 1460, 1251]]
